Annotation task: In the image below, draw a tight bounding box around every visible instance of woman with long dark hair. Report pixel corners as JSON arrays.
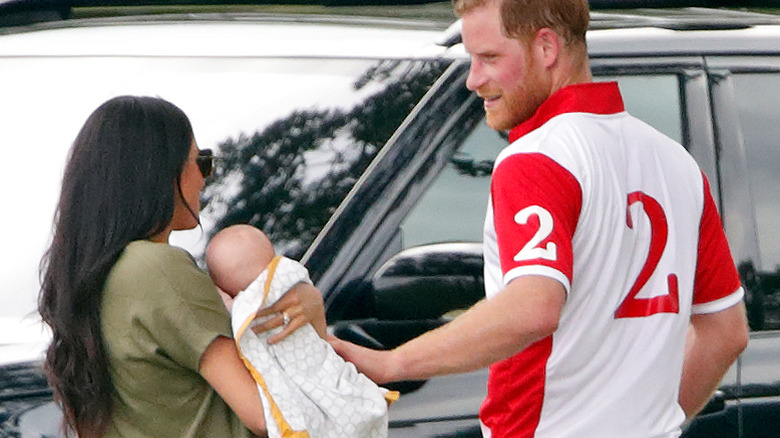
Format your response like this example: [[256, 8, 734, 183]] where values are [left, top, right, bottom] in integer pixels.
[[39, 96, 325, 437]]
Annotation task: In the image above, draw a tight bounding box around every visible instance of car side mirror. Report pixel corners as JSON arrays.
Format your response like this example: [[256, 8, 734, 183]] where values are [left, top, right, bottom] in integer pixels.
[[371, 242, 485, 321], [330, 243, 485, 394]]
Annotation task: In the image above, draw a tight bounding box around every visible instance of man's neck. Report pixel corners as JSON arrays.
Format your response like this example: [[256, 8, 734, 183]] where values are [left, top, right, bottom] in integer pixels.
[[508, 81, 625, 142], [549, 54, 593, 96]]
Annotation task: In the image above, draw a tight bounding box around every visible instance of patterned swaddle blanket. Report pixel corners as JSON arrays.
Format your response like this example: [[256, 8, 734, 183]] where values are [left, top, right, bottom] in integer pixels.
[[231, 256, 396, 438]]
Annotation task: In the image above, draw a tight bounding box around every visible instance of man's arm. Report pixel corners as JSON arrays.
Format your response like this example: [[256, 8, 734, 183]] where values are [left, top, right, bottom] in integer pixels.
[[679, 302, 749, 419], [330, 275, 565, 384]]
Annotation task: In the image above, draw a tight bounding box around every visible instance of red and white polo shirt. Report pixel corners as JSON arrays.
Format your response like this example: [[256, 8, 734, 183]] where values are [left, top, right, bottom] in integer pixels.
[[480, 82, 743, 438]]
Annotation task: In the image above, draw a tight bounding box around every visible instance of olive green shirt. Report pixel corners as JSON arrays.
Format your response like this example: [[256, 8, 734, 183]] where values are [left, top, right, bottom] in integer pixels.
[[101, 241, 251, 438]]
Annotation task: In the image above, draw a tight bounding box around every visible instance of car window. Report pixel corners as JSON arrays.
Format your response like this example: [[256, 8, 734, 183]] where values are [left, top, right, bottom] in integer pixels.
[[198, 59, 449, 259], [399, 73, 684, 248], [399, 120, 506, 249], [600, 74, 683, 144], [0, 54, 447, 322], [731, 72, 780, 331]]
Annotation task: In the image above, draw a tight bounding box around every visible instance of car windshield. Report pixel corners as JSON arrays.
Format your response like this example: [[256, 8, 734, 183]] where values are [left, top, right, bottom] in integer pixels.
[[0, 23, 449, 360]]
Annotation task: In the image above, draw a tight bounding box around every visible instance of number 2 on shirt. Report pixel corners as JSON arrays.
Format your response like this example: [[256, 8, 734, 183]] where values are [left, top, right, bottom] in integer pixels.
[[615, 191, 680, 319], [513, 205, 558, 262]]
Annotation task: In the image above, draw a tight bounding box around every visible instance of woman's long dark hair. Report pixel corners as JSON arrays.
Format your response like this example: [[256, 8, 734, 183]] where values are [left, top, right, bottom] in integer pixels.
[[39, 96, 195, 437]]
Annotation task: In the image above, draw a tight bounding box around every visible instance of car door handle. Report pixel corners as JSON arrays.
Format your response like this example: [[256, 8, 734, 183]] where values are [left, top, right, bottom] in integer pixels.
[[698, 390, 727, 415]]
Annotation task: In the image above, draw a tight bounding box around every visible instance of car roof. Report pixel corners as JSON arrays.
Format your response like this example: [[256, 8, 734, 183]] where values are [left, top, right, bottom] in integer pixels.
[[0, 13, 452, 58], [590, 5, 780, 30], [587, 6, 780, 56], [587, 24, 780, 57], [0, 1, 460, 58], [0, 316, 50, 366], [3, 2, 780, 58]]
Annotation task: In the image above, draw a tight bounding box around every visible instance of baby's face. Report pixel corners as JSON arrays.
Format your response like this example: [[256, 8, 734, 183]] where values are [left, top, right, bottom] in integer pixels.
[[216, 266, 253, 298], [221, 285, 239, 299]]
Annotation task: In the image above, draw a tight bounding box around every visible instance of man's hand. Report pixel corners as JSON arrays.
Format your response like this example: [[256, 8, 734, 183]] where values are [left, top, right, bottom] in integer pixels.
[[330, 275, 565, 384], [328, 335, 397, 384]]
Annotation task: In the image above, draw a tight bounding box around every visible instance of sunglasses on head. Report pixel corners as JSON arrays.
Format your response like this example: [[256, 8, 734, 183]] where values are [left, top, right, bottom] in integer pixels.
[[197, 149, 214, 178]]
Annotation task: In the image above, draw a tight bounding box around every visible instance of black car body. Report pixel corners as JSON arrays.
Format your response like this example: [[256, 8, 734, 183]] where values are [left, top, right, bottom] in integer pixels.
[[1, 1, 778, 437]]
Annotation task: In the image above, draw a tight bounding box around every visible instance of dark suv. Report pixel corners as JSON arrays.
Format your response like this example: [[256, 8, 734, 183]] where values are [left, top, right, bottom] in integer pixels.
[[1, 1, 778, 437]]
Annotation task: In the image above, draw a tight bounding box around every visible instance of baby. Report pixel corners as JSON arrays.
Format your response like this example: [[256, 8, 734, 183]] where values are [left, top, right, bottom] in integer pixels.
[[206, 225, 396, 438]]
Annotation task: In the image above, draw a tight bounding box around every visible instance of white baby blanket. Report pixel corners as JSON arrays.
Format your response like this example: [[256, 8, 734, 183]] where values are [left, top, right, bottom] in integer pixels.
[[231, 256, 396, 438]]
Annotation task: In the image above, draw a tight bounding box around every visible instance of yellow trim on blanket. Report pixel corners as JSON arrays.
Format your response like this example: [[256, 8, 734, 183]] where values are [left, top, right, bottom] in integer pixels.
[[262, 256, 282, 306], [238, 354, 310, 438], [235, 256, 309, 438], [384, 390, 400, 405], [235, 256, 282, 338]]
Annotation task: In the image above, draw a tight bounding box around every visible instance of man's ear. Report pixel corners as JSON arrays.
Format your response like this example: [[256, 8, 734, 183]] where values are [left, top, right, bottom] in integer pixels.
[[533, 27, 560, 69]]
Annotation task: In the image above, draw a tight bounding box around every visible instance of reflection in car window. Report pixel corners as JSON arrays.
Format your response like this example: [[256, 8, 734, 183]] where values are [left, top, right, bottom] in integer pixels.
[[732, 73, 780, 330], [400, 121, 506, 248], [201, 59, 449, 260], [399, 74, 683, 250], [0, 55, 447, 321], [600, 74, 683, 144]]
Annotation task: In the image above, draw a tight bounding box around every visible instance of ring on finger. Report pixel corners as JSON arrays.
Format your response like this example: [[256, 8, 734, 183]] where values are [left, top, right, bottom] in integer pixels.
[[282, 311, 291, 326]]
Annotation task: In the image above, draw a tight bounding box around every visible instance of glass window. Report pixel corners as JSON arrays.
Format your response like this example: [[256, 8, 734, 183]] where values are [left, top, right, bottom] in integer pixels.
[[600, 74, 683, 144], [198, 59, 449, 259], [0, 55, 446, 322], [732, 74, 780, 271], [400, 121, 506, 249], [732, 73, 780, 330], [399, 74, 684, 250]]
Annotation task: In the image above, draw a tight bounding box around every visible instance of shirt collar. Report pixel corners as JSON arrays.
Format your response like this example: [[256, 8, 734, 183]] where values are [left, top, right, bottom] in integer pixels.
[[508, 82, 625, 142]]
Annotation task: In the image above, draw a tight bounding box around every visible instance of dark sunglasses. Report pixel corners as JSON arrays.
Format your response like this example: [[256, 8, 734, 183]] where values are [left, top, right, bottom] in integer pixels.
[[197, 149, 214, 178]]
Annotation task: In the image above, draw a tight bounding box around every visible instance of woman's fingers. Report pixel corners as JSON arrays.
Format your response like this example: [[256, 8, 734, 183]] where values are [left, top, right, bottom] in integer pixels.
[[250, 309, 306, 344], [285, 283, 327, 338], [266, 315, 304, 344], [254, 291, 301, 319], [250, 312, 285, 334], [249, 282, 327, 342], [251, 305, 301, 331]]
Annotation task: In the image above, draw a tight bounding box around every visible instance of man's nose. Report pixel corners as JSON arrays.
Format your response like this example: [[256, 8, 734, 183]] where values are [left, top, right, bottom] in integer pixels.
[[465, 60, 485, 92]]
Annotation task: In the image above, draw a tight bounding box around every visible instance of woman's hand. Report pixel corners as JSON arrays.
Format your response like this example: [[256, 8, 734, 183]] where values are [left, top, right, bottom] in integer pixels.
[[251, 282, 327, 343]]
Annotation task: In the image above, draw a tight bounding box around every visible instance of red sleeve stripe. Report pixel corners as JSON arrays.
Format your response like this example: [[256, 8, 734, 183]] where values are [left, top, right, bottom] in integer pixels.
[[491, 153, 582, 285], [693, 173, 743, 306]]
